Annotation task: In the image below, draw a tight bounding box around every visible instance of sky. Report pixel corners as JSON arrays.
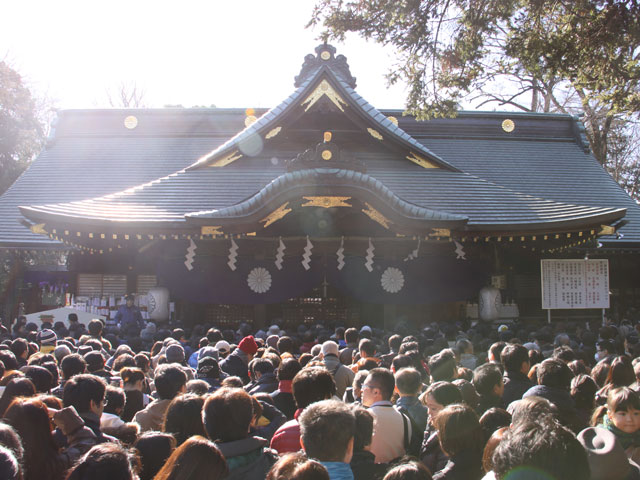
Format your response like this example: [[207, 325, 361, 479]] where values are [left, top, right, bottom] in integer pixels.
[[1, 1, 410, 111]]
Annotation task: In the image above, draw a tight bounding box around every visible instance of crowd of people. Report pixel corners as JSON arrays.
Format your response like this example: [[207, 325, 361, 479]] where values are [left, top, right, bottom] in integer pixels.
[[1, 310, 640, 480]]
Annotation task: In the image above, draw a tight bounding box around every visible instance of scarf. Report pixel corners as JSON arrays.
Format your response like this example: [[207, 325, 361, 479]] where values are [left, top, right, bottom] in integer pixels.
[[603, 415, 640, 450], [320, 462, 354, 480]]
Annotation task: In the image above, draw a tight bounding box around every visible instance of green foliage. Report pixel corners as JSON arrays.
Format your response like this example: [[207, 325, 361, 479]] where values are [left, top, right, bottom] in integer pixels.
[[0, 61, 47, 195], [309, 0, 640, 119]]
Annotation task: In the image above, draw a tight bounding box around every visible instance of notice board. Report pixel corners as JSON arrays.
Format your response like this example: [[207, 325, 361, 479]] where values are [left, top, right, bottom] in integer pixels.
[[541, 259, 609, 309]]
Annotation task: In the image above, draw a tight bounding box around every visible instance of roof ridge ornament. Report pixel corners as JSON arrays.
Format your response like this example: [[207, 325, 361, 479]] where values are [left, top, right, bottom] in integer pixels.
[[294, 44, 357, 89]]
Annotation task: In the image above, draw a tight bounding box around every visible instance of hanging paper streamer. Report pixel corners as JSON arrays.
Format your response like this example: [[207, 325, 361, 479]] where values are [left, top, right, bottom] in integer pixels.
[[302, 236, 313, 271], [365, 238, 374, 272], [454, 240, 466, 260], [184, 239, 197, 271], [336, 236, 345, 271], [275, 237, 286, 270], [227, 238, 239, 271], [404, 238, 421, 262]]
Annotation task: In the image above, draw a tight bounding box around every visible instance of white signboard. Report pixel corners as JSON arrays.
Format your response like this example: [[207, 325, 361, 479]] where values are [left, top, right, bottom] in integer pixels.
[[541, 259, 609, 309]]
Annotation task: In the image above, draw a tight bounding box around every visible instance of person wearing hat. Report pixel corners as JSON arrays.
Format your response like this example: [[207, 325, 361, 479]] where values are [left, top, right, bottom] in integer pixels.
[[219, 335, 258, 384], [114, 294, 145, 338], [321, 340, 355, 398], [36, 329, 57, 354], [215, 340, 231, 359], [578, 427, 640, 480]]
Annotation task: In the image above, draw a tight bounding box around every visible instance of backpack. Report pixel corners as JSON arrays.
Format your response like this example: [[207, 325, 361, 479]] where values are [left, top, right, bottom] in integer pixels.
[[396, 405, 423, 457]]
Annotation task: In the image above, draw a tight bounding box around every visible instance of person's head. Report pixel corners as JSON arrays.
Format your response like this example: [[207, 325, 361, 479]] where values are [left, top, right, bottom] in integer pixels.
[[456, 338, 473, 356], [0, 377, 36, 416], [388, 334, 402, 353], [237, 335, 259, 360], [344, 328, 358, 345], [422, 381, 462, 422], [605, 356, 635, 388], [492, 419, 590, 480], [251, 358, 275, 380], [277, 358, 302, 382], [0, 423, 24, 467], [299, 399, 356, 463], [382, 461, 433, 480], [66, 442, 138, 480], [434, 403, 483, 458], [0, 350, 18, 371], [537, 358, 572, 389], [510, 396, 559, 426], [488, 341, 507, 363], [479, 407, 511, 443], [395, 367, 422, 397], [500, 344, 529, 375], [84, 351, 105, 372], [606, 387, 640, 434], [358, 339, 376, 358], [10, 338, 28, 360], [120, 367, 145, 389], [154, 364, 188, 401], [163, 394, 206, 446], [104, 385, 126, 416], [266, 452, 329, 480], [3, 397, 60, 478], [133, 432, 177, 480], [428, 350, 457, 382], [0, 445, 21, 480], [63, 373, 107, 415], [351, 405, 374, 452], [20, 365, 53, 393], [87, 319, 103, 338], [482, 427, 508, 473], [292, 367, 336, 410], [113, 354, 136, 373], [362, 368, 395, 406], [153, 436, 227, 480], [61, 353, 87, 380], [473, 363, 504, 398], [570, 374, 598, 411], [203, 387, 253, 442]]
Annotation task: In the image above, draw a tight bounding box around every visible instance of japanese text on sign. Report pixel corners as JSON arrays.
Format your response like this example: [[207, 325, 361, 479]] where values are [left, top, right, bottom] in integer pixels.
[[541, 259, 609, 309]]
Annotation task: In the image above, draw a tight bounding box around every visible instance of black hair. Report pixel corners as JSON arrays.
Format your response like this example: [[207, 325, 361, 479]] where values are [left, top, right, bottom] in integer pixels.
[[537, 358, 572, 389], [472, 363, 503, 397], [63, 374, 107, 413], [104, 385, 126, 415], [292, 367, 336, 410], [277, 358, 302, 382], [61, 353, 87, 380], [500, 344, 529, 373], [395, 367, 422, 396], [366, 368, 395, 401], [299, 400, 355, 462], [154, 364, 188, 400]]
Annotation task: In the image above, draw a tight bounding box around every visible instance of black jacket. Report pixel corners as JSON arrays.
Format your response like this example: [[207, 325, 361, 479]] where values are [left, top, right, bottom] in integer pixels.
[[220, 351, 250, 384], [215, 436, 278, 480], [271, 390, 296, 420], [432, 450, 483, 480], [420, 425, 449, 475], [350, 450, 388, 480], [246, 372, 278, 395], [502, 371, 533, 408]]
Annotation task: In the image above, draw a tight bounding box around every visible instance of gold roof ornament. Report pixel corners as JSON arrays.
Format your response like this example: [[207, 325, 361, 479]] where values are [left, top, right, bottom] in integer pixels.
[[598, 225, 615, 235], [407, 152, 439, 169], [260, 202, 292, 228], [245, 116, 258, 127], [320, 50, 331, 60], [124, 115, 138, 129], [265, 126, 282, 139], [367, 128, 383, 140], [301, 79, 348, 112], [209, 150, 242, 167], [362, 202, 392, 229], [429, 228, 451, 237], [387, 116, 398, 126], [321, 149, 332, 160], [201, 226, 223, 236], [29, 223, 47, 235], [302, 196, 352, 208], [502, 119, 515, 133]]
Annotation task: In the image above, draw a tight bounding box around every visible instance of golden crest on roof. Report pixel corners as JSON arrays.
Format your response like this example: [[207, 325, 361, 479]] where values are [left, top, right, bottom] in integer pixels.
[[407, 152, 439, 169], [362, 202, 392, 229], [301, 79, 348, 112], [302, 196, 352, 208], [260, 203, 292, 228], [209, 151, 242, 167]]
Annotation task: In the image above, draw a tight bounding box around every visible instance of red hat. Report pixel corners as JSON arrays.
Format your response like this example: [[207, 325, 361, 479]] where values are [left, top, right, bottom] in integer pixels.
[[238, 335, 259, 355]]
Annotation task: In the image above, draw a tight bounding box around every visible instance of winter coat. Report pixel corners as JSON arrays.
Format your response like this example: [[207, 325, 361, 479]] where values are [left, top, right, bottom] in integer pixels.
[[271, 380, 296, 420], [420, 425, 449, 474], [220, 350, 250, 384], [350, 450, 388, 480], [270, 408, 303, 454], [432, 450, 484, 480], [502, 371, 533, 408], [216, 436, 278, 480], [324, 354, 355, 399], [251, 401, 287, 442], [134, 398, 172, 432], [246, 372, 279, 395]]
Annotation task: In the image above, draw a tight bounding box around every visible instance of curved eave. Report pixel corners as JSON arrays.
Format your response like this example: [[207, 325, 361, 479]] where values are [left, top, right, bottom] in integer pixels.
[[19, 205, 188, 230], [188, 63, 458, 172], [463, 207, 627, 233], [186, 168, 468, 232]]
